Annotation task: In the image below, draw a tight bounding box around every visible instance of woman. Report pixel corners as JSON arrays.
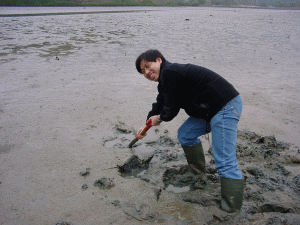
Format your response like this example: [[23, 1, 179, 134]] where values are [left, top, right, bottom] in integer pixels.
[[135, 49, 244, 213]]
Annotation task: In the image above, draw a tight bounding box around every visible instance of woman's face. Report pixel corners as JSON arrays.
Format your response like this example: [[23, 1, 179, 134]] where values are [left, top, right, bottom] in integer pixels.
[[140, 57, 162, 82]]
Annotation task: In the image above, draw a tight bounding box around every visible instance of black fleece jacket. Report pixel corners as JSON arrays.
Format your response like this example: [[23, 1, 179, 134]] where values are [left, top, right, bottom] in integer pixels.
[[146, 61, 239, 122]]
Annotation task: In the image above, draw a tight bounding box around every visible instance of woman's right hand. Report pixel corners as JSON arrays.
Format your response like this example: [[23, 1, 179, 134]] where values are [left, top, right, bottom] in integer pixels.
[[136, 124, 147, 139]]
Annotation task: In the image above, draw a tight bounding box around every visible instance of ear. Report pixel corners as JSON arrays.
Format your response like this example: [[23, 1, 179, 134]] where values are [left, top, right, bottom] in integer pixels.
[[156, 57, 162, 64]]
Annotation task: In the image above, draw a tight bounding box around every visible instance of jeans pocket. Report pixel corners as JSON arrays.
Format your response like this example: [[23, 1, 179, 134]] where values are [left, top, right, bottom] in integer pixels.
[[229, 96, 242, 118]]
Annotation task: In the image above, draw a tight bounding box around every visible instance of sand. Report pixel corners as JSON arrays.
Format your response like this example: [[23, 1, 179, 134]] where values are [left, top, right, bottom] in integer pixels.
[[0, 6, 299, 225]]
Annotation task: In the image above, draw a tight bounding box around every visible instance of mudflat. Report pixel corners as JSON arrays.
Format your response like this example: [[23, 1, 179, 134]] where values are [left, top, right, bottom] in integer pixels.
[[0, 6, 299, 225]]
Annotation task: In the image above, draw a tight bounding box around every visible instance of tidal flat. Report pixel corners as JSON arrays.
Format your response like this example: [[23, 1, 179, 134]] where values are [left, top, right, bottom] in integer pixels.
[[0, 6, 299, 224]]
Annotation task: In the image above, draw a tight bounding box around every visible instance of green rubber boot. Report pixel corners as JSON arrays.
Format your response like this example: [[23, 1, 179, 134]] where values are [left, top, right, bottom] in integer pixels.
[[220, 177, 244, 213], [182, 142, 205, 175]]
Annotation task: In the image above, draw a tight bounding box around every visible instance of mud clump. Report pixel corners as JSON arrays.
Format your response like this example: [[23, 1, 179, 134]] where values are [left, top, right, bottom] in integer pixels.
[[292, 174, 300, 193], [163, 165, 195, 188], [264, 215, 300, 225], [260, 204, 294, 213], [163, 165, 208, 190], [236, 131, 290, 161], [55, 222, 72, 225], [82, 184, 88, 190], [181, 192, 219, 207], [246, 166, 265, 177], [94, 177, 115, 189], [79, 168, 90, 176], [153, 188, 162, 202], [265, 162, 291, 176]]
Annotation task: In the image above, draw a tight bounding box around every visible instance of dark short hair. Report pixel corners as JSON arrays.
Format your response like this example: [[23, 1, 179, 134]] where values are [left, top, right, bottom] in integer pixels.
[[135, 49, 166, 74]]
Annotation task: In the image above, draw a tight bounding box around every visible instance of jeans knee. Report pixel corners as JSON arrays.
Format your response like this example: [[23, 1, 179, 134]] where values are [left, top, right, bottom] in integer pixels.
[[177, 126, 185, 145], [178, 127, 199, 146]]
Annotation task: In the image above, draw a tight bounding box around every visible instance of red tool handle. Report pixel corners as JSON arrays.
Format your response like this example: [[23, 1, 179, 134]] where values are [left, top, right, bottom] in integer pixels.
[[139, 118, 152, 136]]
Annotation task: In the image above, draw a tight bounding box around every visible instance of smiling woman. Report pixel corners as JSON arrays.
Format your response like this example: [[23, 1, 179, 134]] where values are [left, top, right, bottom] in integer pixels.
[[135, 49, 166, 74], [140, 59, 162, 82], [134, 49, 245, 213]]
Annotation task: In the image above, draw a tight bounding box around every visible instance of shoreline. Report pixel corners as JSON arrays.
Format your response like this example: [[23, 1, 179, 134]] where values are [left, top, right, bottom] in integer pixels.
[[1, 5, 299, 17], [0, 10, 148, 17]]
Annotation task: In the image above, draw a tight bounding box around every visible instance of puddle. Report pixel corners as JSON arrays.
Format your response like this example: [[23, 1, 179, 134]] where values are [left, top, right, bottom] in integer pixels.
[[118, 155, 153, 178], [165, 184, 190, 193]]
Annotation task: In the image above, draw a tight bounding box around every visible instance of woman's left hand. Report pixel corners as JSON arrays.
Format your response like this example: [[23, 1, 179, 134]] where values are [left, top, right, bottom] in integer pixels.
[[150, 115, 162, 126]]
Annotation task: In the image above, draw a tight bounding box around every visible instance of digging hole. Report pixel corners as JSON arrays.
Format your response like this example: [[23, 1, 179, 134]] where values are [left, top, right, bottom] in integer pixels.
[[118, 155, 153, 178]]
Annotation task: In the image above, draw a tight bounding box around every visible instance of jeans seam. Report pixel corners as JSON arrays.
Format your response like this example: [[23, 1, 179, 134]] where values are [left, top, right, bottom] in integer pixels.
[[230, 96, 242, 118], [222, 108, 226, 177], [210, 95, 242, 179]]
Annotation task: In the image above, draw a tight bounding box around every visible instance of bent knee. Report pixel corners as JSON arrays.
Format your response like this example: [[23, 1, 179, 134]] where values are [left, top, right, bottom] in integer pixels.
[[177, 126, 188, 145]]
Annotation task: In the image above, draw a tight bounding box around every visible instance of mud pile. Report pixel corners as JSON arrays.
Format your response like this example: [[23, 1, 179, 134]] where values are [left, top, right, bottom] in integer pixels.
[[101, 122, 300, 224]]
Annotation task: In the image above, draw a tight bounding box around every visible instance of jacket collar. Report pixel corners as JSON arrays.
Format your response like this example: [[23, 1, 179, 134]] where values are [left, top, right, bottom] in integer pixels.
[[158, 61, 169, 83]]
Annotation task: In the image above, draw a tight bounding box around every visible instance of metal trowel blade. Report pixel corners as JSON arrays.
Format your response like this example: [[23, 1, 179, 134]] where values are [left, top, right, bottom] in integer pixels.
[[128, 139, 139, 148]]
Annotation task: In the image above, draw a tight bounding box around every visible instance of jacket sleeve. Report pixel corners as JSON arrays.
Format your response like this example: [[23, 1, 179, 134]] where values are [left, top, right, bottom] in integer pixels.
[[159, 71, 181, 122], [146, 92, 164, 121]]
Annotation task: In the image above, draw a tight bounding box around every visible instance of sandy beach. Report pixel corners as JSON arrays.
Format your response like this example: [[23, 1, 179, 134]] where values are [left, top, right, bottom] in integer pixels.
[[0, 6, 299, 225]]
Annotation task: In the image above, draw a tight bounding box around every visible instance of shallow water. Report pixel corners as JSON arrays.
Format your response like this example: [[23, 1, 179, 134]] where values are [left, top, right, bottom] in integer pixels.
[[166, 184, 191, 193]]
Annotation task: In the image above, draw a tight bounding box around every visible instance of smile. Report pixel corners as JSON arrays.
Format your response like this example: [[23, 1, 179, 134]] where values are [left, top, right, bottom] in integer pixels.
[[148, 72, 155, 80]]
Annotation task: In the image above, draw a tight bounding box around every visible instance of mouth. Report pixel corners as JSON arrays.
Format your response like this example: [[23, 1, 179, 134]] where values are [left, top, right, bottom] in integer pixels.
[[149, 72, 155, 80]]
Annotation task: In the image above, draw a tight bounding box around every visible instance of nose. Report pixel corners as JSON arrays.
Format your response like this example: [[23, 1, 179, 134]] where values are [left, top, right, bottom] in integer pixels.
[[144, 68, 151, 77]]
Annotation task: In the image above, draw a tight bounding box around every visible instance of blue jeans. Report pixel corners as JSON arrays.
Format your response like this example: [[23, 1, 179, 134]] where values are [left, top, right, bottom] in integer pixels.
[[178, 95, 243, 179]]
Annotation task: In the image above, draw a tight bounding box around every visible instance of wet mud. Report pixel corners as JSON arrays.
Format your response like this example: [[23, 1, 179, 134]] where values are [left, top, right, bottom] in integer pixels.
[[111, 200, 155, 221], [101, 122, 300, 224], [94, 177, 115, 189], [55, 222, 73, 225]]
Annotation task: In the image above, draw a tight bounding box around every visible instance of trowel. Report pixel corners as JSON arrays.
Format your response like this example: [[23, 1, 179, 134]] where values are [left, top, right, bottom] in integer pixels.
[[128, 119, 152, 148]]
